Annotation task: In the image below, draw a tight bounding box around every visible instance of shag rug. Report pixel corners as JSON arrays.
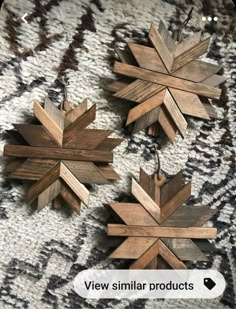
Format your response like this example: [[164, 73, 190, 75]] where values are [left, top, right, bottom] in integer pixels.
[[0, 0, 235, 308]]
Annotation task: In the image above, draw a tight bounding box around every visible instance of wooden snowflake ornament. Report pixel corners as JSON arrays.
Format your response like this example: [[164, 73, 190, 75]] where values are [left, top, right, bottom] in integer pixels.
[[106, 20, 226, 142], [4, 97, 122, 214], [106, 169, 217, 269]]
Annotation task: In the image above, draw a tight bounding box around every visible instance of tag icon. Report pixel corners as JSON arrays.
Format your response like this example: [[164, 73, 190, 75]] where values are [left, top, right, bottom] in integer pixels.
[[204, 278, 216, 290]]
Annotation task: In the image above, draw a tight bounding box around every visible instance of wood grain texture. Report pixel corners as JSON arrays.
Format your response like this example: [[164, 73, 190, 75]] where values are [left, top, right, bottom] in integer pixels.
[[4, 145, 113, 163], [160, 170, 184, 206], [60, 162, 89, 205], [63, 160, 109, 184], [64, 129, 113, 150], [202, 74, 227, 87], [129, 239, 159, 269], [14, 124, 58, 147], [148, 123, 159, 136], [161, 181, 191, 223], [128, 42, 168, 74], [65, 98, 88, 126], [114, 62, 222, 99], [149, 22, 174, 72], [131, 178, 160, 222], [107, 224, 217, 239], [171, 37, 211, 72], [126, 89, 165, 125], [44, 96, 65, 130], [169, 88, 210, 120], [63, 104, 96, 145], [34, 100, 63, 146], [95, 138, 123, 151], [110, 237, 157, 259], [60, 182, 81, 214], [109, 203, 157, 226], [8, 158, 57, 180], [104, 80, 129, 92], [158, 107, 177, 143], [158, 240, 187, 269], [95, 164, 120, 180], [132, 106, 160, 134], [26, 162, 61, 204], [114, 79, 165, 103], [163, 206, 217, 228], [164, 90, 187, 138], [173, 60, 222, 82], [37, 179, 61, 210], [162, 238, 208, 261], [174, 32, 201, 58]]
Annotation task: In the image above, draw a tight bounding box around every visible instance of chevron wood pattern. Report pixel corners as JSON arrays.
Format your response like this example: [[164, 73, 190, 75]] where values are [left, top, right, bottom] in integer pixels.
[[106, 168, 217, 269], [4, 97, 122, 213], [105, 20, 227, 142]]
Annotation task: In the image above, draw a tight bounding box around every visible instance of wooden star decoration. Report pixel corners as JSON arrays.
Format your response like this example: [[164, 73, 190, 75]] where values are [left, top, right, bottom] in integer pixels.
[[105, 20, 227, 142], [106, 169, 217, 269], [4, 97, 122, 214]]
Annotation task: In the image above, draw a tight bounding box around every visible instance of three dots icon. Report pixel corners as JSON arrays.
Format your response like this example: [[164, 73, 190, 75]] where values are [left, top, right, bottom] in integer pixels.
[[202, 16, 218, 22]]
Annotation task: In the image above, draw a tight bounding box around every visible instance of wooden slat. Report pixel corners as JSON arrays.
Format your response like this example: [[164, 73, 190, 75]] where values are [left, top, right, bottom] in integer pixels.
[[164, 90, 187, 138], [161, 181, 191, 223], [171, 37, 210, 72], [128, 43, 168, 73], [60, 182, 81, 214], [110, 237, 157, 259], [129, 239, 160, 269], [64, 129, 113, 150], [202, 74, 227, 87], [114, 79, 165, 103], [115, 47, 137, 65], [163, 206, 217, 228], [174, 32, 201, 58], [109, 203, 157, 226], [126, 89, 165, 125], [114, 62, 222, 99], [169, 88, 210, 120], [65, 98, 88, 126], [107, 224, 217, 239], [158, 240, 187, 269], [44, 96, 65, 130], [14, 124, 58, 147], [34, 100, 63, 146], [149, 22, 174, 72], [158, 107, 177, 143], [26, 162, 61, 204], [4, 145, 113, 163], [131, 178, 160, 222], [6, 159, 24, 173], [63, 160, 109, 184], [160, 170, 184, 206], [104, 80, 129, 92], [95, 138, 123, 151], [37, 179, 61, 210], [139, 168, 153, 196], [8, 158, 57, 180], [201, 99, 217, 118], [60, 163, 89, 206], [148, 123, 159, 136], [173, 60, 222, 82], [162, 238, 208, 261], [132, 106, 160, 134], [53, 196, 64, 209], [63, 104, 96, 145], [95, 164, 120, 180]]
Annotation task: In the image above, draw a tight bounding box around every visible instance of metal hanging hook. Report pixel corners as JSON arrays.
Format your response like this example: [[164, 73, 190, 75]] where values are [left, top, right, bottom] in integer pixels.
[[173, 7, 193, 42], [154, 145, 161, 180], [60, 77, 72, 112]]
